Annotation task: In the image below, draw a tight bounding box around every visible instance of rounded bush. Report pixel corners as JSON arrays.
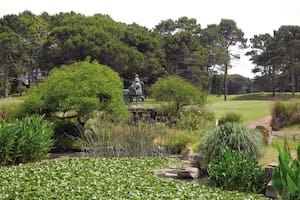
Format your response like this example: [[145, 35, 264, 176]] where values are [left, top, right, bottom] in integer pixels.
[[209, 149, 265, 193], [197, 123, 263, 168], [175, 107, 215, 131], [16, 58, 129, 121], [151, 76, 206, 116], [218, 112, 242, 125]]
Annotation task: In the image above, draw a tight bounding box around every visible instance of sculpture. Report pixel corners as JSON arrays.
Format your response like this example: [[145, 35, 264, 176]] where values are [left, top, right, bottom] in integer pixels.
[[124, 74, 145, 105]]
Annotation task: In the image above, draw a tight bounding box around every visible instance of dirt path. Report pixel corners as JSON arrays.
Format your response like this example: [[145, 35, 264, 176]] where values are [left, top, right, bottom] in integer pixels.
[[243, 116, 300, 141], [243, 116, 272, 129]]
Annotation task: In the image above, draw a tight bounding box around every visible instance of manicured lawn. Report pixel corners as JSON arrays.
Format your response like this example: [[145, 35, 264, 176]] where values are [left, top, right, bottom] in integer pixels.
[[206, 98, 271, 122], [207, 101, 272, 122], [207, 92, 300, 122], [0, 157, 266, 199]]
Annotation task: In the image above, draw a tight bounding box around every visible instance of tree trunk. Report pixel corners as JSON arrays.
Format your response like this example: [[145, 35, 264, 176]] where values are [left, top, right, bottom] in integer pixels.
[[291, 65, 295, 98], [291, 51, 296, 98], [2, 65, 9, 98], [272, 67, 276, 97], [223, 65, 228, 101]]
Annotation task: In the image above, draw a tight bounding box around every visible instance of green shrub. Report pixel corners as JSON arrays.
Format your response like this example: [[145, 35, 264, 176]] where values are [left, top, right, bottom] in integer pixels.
[[271, 101, 300, 130], [209, 149, 265, 193], [218, 112, 242, 125], [151, 76, 206, 116], [197, 123, 264, 169], [272, 138, 300, 200], [0, 115, 54, 166], [16, 58, 129, 122], [157, 130, 193, 154], [175, 107, 215, 131]]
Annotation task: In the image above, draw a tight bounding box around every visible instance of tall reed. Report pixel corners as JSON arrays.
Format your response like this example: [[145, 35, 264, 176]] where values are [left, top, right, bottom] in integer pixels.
[[0, 115, 54, 166], [73, 118, 169, 157]]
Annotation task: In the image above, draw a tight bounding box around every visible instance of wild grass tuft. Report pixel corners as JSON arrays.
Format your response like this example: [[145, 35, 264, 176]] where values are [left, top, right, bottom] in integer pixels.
[[197, 123, 264, 169], [271, 101, 300, 130], [0, 98, 22, 122]]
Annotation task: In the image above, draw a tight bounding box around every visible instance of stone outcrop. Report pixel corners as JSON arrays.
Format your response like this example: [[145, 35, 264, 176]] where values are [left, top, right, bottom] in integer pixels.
[[153, 148, 200, 180]]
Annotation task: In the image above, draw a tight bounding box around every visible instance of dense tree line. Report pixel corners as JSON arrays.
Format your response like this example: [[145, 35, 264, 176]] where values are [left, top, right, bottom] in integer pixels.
[[248, 26, 300, 97], [0, 11, 299, 99]]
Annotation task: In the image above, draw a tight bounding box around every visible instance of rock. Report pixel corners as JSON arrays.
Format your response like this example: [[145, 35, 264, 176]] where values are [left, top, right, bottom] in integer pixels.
[[265, 162, 278, 183], [152, 168, 178, 179], [181, 160, 199, 168], [164, 172, 178, 178], [256, 125, 272, 145], [183, 148, 194, 160], [177, 167, 199, 179], [265, 181, 278, 199], [264, 163, 279, 199]]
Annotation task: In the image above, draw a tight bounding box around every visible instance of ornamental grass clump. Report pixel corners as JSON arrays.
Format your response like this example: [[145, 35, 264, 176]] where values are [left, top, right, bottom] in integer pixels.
[[271, 101, 300, 130], [0, 115, 54, 166], [197, 122, 264, 169]]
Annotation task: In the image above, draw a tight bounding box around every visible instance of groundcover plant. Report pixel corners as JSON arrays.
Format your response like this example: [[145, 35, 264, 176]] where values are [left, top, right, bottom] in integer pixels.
[[0, 157, 266, 199]]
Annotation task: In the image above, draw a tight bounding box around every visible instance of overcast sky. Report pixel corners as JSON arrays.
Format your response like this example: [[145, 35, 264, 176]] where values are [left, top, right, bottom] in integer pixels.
[[1, 0, 300, 78]]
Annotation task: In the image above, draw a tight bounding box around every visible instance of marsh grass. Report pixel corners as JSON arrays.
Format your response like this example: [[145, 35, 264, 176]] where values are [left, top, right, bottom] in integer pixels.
[[71, 116, 206, 157], [0, 115, 53, 166], [0, 98, 22, 122]]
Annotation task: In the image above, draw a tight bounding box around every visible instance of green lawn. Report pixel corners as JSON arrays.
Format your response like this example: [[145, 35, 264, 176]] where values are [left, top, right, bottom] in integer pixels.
[[207, 100, 271, 122], [207, 92, 300, 122]]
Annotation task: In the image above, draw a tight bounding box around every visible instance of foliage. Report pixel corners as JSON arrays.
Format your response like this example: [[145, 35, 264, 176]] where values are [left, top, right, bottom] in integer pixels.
[[0, 98, 22, 122], [272, 138, 300, 200], [248, 26, 300, 97], [17, 59, 129, 121], [0, 115, 53, 166], [197, 123, 264, 169], [218, 19, 247, 101], [271, 101, 300, 130], [73, 116, 168, 156], [0, 157, 266, 199], [174, 107, 215, 131], [151, 76, 206, 116], [218, 112, 242, 125], [155, 129, 195, 155], [209, 149, 265, 193], [1, 12, 300, 98], [74, 113, 206, 156]]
